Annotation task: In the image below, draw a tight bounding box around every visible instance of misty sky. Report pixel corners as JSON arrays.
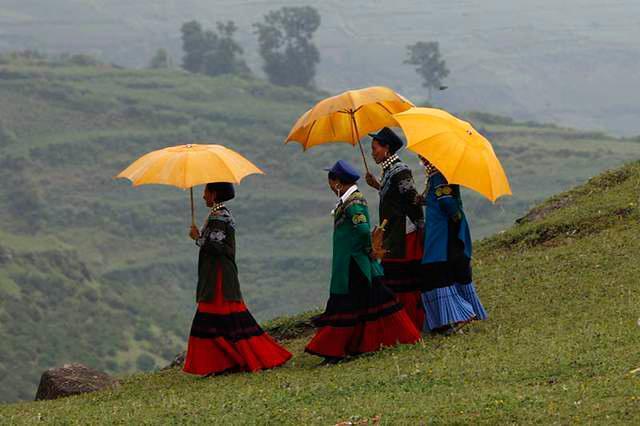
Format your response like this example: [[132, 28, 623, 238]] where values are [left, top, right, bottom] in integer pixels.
[[0, 0, 639, 135]]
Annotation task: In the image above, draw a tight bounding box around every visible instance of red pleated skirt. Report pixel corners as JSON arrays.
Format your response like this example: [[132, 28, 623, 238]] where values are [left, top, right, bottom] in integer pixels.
[[305, 261, 421, 359], [381, 231, 426, 330], [183, 274, 291, 376], [305, 304, 421, 358]]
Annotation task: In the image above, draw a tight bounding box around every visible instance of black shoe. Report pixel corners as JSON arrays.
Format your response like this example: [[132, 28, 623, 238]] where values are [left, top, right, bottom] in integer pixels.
[[320, 356, 343, 366], [438, 325, 457, 336]]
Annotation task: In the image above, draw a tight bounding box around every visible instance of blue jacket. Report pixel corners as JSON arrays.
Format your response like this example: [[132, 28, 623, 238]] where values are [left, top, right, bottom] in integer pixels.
[[421, 172, 472, 264]]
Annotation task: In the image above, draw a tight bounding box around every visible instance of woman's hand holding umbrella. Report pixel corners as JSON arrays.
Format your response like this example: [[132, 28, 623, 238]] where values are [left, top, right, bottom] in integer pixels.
[[365, 172, 381, 190], [189, 226, 200, 241]]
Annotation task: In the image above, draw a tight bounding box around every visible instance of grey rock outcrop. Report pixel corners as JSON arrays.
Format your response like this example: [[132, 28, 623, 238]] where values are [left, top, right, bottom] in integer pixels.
[[35, 363, 119, 401]]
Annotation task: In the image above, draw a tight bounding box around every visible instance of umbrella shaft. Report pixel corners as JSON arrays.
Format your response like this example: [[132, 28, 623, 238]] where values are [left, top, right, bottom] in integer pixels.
[[190, 188, 196, 227], [350, 113, 370, 174]]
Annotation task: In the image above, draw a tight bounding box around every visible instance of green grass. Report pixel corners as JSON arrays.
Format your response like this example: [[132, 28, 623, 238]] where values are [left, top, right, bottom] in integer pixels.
[[1, 162, 639, 424], [0, 58, 639, 403]]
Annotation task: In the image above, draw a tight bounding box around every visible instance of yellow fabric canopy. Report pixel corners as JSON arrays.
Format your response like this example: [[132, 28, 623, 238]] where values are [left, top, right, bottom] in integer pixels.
[[117, 144, 263, 189], [286, 86, 414, 171], [116, 143, 264, 225], [393, 108, 512, 202]]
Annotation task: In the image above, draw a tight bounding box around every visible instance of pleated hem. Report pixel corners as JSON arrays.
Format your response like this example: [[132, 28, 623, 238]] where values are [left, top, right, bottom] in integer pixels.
[[305, 309, 421, 358], [183, 334, 292, 376], [455, 282, 488, 321], [422, 285, 475, 331]]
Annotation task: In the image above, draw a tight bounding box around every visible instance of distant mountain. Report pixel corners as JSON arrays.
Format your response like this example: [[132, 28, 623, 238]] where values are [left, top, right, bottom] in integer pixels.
[[0, 0, 639, 136]]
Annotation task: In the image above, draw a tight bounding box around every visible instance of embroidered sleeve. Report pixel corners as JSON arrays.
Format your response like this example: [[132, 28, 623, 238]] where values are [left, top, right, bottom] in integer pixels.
[[434, 181, 463, 222], [347, 204, 373, 254], [398, 177, 415, 194], [394, 169, 424, 227], [209, 229, 226, 242], [352, 213, 368, 225], [197, 211, 235, 256], [435, 184, 454, 199]]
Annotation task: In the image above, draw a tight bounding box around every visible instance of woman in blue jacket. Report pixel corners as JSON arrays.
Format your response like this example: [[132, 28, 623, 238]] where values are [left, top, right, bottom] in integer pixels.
[[419, 156, 488, 333]]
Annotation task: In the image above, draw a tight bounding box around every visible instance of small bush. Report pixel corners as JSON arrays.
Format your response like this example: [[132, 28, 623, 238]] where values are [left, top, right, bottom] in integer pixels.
[[136, 354, 156, 372]]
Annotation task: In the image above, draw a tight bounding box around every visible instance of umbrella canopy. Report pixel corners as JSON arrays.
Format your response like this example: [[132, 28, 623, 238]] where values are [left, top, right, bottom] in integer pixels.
[[116, 143, 264, 225], [392, 108, 512, 202], [285, 86, 414, 172]]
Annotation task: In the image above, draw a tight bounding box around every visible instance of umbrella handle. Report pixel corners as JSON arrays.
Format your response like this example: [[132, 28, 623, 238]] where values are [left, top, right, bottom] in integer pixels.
[[350, 113, 370, 174], [357, 140, 370, 175], [190, 188, 196, 228]]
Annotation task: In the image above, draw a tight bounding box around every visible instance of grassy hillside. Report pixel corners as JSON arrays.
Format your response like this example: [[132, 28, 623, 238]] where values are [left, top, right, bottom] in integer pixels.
[[0, 57, 639, 403], [1, 1, 640, 136], [1, 161, 639, 423]]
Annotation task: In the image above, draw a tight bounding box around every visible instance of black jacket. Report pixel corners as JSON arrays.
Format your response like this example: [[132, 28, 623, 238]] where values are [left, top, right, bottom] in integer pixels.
[[196, 207, 242, 302], [379, 159, 424, 259]]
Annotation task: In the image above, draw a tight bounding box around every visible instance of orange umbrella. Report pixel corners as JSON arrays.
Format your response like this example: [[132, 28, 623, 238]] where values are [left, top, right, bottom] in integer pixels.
[[285, 86, 414, 172], [393, 108, 512, 202], [116, 144, 264, 226]]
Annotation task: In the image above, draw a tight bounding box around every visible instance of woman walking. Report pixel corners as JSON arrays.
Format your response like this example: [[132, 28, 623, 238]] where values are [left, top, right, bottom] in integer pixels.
[[183, 182, 291, 376], [419, 157, 488, 334], [365, 127, 426, 330], [305, 160, 421, 363]]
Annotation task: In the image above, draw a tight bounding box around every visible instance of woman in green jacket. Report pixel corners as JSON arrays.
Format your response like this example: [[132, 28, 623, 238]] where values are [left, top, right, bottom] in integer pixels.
[[305, 161, 421, 363]]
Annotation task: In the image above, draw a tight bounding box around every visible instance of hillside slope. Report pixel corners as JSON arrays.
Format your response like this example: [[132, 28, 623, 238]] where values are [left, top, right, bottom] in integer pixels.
[[1, 161, 639, 423], [0, 59, 639, 403]]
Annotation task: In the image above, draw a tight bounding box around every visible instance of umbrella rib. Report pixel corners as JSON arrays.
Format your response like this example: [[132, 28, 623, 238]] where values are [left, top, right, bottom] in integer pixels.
[[349, 112, 358, 145], [215, 149, 243, 183], [448, 134, 495, 201], [329, 110, 338, 138], [305, 120, 318, 148], [184, 150, 190, 189], [482, 149, 497, 202], [346, 91, 356, 111], [448, 134, 469, 184], [375, 101, 393, 115], [409, 130, 465, 179]]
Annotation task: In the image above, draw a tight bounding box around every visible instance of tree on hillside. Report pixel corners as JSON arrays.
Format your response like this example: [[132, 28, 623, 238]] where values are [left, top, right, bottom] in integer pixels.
[[149, 48, 171, 69], [181, 21, 206, 73], [203, 21, 250, 76], [180, 20, 249, 77], [405, 41, 450, 100], [253, 6, 321, 88]]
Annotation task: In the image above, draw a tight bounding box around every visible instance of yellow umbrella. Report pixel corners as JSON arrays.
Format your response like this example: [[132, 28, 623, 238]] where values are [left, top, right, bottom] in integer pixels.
[[116, 143, 264, 226], [285, 86, 414, 172], [392, 108, 512, 202]]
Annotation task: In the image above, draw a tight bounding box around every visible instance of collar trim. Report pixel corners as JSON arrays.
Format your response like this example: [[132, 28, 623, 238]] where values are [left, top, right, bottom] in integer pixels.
[[381, 154, 400, 171]]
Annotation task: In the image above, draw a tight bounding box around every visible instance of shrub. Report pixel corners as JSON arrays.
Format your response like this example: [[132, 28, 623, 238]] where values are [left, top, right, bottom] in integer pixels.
[[136, 354, 156, 372]]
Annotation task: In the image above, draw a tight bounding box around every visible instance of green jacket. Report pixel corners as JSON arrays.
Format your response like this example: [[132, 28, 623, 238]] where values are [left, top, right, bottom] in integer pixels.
[[330, 190, 384, 295], [195, 207, 242, 302]]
